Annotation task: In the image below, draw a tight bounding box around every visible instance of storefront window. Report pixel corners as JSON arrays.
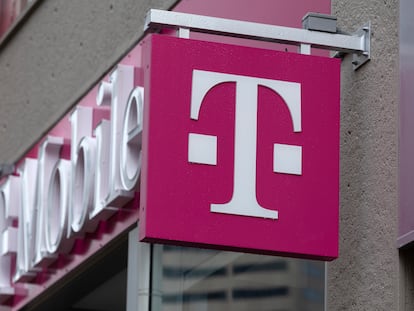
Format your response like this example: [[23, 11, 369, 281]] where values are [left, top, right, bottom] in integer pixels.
[[153, 245, 325, 311]]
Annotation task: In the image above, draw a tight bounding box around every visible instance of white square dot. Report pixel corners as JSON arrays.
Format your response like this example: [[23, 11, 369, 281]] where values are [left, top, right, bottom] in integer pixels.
[[188, 133, 217, 165], [273, 144, 302, 175]]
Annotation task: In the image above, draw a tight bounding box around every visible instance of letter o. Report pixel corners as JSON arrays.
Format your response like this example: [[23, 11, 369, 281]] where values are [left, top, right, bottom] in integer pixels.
[[46, 159, 70, 254]]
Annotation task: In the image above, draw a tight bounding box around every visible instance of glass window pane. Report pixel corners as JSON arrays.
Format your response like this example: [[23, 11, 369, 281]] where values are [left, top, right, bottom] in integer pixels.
[[153, 245, 325, 311]]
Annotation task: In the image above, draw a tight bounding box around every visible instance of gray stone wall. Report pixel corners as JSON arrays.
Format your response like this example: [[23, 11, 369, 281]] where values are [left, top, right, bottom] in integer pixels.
[[0, 0, 404, 309], [328, 0, 399, 310], [0, 0, 177, 166]]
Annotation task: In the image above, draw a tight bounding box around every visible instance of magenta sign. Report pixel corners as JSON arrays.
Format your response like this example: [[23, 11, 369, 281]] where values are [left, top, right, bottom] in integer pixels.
[[139, 35, 340, 260]]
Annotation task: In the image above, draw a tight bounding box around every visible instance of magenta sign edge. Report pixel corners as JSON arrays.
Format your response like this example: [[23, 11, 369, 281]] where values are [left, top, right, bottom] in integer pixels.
[[139, 34, 340, 261]]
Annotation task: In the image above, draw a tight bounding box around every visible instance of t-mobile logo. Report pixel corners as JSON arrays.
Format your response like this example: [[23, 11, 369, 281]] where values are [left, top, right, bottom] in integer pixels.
[[188, 70, 302, 220]]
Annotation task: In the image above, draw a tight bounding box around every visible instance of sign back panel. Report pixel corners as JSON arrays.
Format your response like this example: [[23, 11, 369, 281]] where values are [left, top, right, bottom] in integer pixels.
[[140, 34, 340, 260]]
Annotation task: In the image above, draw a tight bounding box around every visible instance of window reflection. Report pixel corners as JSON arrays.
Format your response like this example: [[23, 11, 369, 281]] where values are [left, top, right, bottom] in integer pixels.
[[155, 245, 325, 311], [0, 0, 32, 38]]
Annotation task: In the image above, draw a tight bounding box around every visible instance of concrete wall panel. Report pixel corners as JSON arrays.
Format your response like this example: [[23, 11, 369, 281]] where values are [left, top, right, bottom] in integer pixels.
[[328, 0, 399, 310], [0, 0, 177, 166]]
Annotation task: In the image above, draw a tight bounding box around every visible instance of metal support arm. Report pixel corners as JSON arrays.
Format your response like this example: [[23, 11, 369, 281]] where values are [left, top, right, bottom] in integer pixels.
[[144, 9, 370, 70]]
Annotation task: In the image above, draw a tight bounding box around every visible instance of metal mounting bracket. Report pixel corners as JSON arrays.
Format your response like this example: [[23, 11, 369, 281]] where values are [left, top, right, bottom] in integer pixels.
[[144, 9, 371, 71], [352, 22, 371, 70]]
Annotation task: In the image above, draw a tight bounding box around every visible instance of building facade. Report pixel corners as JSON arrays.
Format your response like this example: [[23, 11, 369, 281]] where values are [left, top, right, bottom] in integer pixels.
[[0, 0, 406, 310]]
